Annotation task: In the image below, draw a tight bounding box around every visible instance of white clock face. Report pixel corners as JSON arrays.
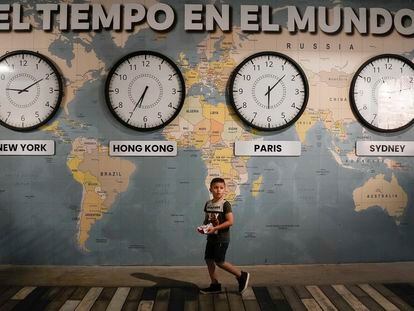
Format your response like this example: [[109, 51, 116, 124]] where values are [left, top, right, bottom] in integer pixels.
[[229, 52, 309, 131], [350, 54, 414, 132], [0, 51, 63, 131], [105, 51, 185, 131]]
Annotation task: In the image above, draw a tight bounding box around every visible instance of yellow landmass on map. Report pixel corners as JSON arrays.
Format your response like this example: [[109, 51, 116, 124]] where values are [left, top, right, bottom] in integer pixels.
[[353, 174, 408, 224], [67, 137, 136, 251], [251, 175, 263, 198], [164, 95, 251, 202]]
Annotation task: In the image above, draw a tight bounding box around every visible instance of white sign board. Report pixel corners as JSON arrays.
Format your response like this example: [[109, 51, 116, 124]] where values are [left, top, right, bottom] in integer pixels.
[[110, 141, 177, 156], [0, 140, 55, 155], [356, 141, 414, 156], [235, 141, 301, 156]]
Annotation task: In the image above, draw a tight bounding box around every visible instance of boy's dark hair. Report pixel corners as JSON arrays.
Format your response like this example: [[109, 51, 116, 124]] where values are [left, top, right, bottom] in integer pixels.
[[210, 177, 225, 188]]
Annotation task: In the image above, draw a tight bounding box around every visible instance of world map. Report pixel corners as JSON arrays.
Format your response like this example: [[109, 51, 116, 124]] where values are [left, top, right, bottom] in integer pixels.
[[0, 0, 413, 265]]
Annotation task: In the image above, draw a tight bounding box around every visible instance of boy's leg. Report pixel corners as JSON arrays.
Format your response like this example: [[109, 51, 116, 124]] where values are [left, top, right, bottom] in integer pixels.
[[206, 259, 219, 283], [216, 261, 241, 278]]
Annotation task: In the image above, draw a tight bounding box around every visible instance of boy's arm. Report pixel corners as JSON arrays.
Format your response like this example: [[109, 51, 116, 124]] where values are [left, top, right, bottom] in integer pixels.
[[203, 213, 209, 225], [208, 212, 234, 233]]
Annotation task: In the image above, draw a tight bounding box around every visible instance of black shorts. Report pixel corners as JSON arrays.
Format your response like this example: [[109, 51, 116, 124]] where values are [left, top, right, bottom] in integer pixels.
[[204, 240, 229, 263]]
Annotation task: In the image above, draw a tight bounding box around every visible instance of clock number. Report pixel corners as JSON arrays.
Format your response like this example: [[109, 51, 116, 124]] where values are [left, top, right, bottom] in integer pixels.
[[267, 116, 272, 122], [410, 77, 413, 83], [142, 60, 150, 67], [253, 65, 261, 71], [49, 87, 54, 93], [158, 112, 162, 118], [118, 102, 123, 108], [45, 101, 49, 107], [295, 89, 299, 95], [265, 61, 273, 68], [385, 63, 392, 70], [21, 115, 25, 121], [20, 60, 27, 67], [242, 102, 247, 108], [363, 105, 367, 110], [45, 73, 50, 80], [243, 74, 251, 81], [291, 75, 296, 81], [143, 116, 148, 122], [114, 88, 119, 94], [373, 67, 380, 73], [168, 103, 173, 108], [238, 88, 244, 94], [363, 77, 371, 83], [281, 112, 286, 118], [35, 111, 39, 118], [119, 74, 127, 80], [129, 64, 137, 70], [172, 88, 177, 94], [0, 74, 4, 80], [168, 74, 173, 81]]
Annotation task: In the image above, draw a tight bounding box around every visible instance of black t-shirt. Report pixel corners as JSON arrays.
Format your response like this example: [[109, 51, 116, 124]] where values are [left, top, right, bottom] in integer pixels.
[[204, 199, 232, 243]]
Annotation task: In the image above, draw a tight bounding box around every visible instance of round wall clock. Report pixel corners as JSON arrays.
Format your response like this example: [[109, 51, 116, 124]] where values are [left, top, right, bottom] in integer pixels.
[[0, 50, 63, 131], [105, 51, 185, 131], [350, 54, 414, 132], [228, 51, 309, 131]]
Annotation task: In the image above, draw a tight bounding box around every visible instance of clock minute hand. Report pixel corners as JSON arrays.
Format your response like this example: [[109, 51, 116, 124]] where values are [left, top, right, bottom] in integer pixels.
[[265, 74, 286, 96], [18, 78, 44, 94], [132, 86, 149, 113]]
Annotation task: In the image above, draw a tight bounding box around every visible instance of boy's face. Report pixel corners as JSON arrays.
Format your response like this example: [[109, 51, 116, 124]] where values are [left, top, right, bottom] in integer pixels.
[[210, 182, 226, 200]]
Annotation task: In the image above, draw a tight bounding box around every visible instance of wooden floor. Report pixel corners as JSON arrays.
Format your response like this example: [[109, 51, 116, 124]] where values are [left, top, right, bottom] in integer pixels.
[[0, 283, 414, 311]]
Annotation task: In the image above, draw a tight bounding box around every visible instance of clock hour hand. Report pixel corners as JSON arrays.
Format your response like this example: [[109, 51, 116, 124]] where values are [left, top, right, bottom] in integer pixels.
[[265, 74, 286, 96], [18, 78, 44, 94], [267, 85, 271, 109], [6, 88, 28, 93]]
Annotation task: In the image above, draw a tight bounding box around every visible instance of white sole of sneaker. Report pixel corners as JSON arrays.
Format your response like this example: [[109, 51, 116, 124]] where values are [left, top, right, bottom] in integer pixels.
[[240, 273, 250, 294]]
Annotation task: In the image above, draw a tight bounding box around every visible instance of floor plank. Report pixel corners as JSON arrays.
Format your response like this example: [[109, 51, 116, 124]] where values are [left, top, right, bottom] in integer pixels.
[[267, 286, 292, 311], [332, 284, 369, 311], [241, 287, 260, 311], [252, 287, 276, 311], [227, 290, 245, 311], [306, 285, 337, 311], [359, 284, 399, 311], [74, 287, 103, 311], [281, 286, 307, 311], [10, 286, 36, 300], [121, 287, 143, 311], [199, 292, 215, 311], [385, 284, 414, 307], [372, 284, 414, 311], [153, 288, 170, 311], [302, 298, 323, 311], [214, 290, 230, 311], [318, 285, 353, 311], [106, 287, 130, 311]]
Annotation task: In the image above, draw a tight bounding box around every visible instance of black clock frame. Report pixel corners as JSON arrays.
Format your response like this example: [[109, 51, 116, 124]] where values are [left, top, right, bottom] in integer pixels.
[[228, 51, 309, 132], [349, 53, 414, 133], [105, 50, 186, 132], [0, 50, 63, 132]]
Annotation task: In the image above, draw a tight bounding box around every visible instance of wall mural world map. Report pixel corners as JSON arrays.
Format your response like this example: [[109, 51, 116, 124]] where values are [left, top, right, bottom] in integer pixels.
[[0, 0, 413, 265]]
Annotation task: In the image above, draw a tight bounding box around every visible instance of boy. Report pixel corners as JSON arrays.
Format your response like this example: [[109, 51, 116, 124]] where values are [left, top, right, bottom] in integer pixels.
[[198, 177, 250, 294]]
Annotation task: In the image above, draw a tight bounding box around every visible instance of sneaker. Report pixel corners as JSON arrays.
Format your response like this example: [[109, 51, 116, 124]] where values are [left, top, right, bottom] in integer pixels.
[[237, 271, 250, 293], [200, 283, 222, 294]]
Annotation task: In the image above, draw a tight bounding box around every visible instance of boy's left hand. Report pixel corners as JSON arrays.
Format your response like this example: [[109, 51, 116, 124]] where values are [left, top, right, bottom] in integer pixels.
[[207, 226, 217, 234]]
